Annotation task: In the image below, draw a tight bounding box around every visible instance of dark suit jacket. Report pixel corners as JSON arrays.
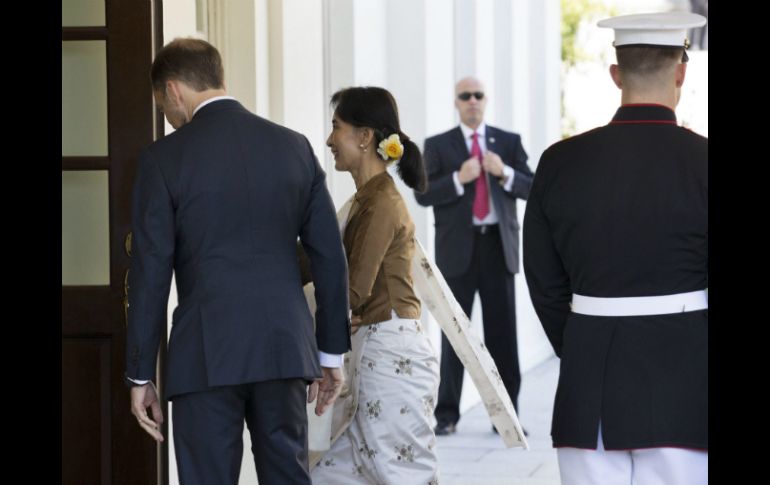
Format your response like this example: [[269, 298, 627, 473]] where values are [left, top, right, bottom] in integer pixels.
[[415, 125, 533, 278], [523, 104, 708, 449], [126, 99, 351, 399]]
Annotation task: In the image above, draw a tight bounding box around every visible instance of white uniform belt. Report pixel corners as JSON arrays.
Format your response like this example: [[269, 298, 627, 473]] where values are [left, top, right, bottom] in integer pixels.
[[571, 290, 708, 317]]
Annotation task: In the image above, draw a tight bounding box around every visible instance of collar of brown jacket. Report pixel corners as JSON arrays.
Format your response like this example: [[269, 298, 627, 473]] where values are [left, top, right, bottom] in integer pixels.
[[353, 171, 393, 206]]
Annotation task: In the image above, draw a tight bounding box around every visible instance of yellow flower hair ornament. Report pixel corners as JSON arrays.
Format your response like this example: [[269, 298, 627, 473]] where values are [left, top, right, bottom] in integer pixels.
[[377, 133, 404, 162]]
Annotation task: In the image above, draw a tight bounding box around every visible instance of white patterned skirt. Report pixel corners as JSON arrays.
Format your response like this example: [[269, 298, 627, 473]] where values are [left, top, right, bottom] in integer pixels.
[[311, 312, 440, 484]]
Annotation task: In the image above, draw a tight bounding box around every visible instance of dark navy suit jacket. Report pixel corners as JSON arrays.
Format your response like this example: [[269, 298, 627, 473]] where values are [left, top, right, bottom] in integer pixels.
[[415, 125, 533, 278], [523, 105, 708, 449], [126, 99, 351, 399]]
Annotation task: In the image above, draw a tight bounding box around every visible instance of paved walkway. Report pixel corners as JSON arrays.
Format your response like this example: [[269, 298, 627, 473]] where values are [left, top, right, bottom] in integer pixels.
[[436, 356, 561, 484]]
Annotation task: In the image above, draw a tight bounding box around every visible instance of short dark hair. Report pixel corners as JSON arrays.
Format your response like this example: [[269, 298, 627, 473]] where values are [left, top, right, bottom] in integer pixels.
[[150, 38, 224, 93], [616, 46, 682, 77], [331, 87, 427, 192]]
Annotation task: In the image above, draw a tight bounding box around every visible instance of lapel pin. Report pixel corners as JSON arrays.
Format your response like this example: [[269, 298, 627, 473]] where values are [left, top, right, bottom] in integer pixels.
[[489, 137, 495, 144]]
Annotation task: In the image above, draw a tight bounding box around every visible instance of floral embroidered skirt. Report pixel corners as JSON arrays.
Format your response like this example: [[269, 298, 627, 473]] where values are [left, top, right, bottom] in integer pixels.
[[311, 313, 440, 484]]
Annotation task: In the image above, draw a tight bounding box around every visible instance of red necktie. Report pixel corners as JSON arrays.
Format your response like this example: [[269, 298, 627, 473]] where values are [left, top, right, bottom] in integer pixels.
[[471, 132, 489, 219]]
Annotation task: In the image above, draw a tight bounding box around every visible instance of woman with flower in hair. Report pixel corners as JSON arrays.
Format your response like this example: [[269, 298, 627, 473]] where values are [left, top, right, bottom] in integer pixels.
[[310, 86, 440, 484]]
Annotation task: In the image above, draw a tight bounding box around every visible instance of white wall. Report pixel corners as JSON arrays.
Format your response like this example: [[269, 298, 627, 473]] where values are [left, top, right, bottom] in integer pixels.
[[516, 0, 564, 372], [267, 0, 326, 157], [320, 0, 562, 415], [159, 1, 561, 482]]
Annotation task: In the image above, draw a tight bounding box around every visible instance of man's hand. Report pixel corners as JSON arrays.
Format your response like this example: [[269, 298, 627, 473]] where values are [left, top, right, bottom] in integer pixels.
[[457, 157, 482, 184], [311, 367, 345, 416], [130, 382, 164, 442], [482, 150, 505, 177]]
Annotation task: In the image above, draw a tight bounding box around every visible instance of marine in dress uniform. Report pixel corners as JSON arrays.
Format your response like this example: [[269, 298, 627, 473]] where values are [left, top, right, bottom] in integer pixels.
[[522, 11, 708, 485]]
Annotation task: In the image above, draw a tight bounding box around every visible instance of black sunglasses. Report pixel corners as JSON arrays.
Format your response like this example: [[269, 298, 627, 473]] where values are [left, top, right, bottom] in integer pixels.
[[457, 91, 484, 101]]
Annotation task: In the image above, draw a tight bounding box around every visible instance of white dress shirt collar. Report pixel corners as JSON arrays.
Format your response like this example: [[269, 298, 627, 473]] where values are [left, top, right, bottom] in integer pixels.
[[193, 95, 237, 117], [460, 122, 487, 140]]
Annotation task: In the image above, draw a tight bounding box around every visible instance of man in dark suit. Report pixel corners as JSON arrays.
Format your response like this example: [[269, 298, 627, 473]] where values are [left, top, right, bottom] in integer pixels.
[[415, 77, 533, 436], [523, 12, 707, 485], [125, 38, 351, 485]]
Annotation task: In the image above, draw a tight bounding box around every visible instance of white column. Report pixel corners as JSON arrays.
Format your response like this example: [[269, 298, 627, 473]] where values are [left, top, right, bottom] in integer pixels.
[[266, 0, 284, 124], [493, 0, 514, 130], [322, 0, 355, 206], [424, 0, 457, 139], [510, 0, 532, 149], [162, 0, 198, 42], [542, 0, 562, 150], [454, 0, 496, 123], [323, 0, 390, 207], [206, 0, 268, 118], [516, 0, 562, 372], [254, 0, 270, 118], [475, 0, 496, 124], [421, 0, 457, 398], [387, 0, 428, 248], [265, 0, 326, 155], [214, 0, 258, 113], [351, 0, 388, 85], [496, 0, 545, 374], [453, 0, 475, 84], [528, 0, 562, 161], [423, 0, 456, 267]]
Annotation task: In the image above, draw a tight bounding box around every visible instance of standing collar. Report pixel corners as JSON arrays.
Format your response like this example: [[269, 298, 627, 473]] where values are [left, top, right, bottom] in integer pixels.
[[354, 171, 393, 205], [610, 104, 678, 125]]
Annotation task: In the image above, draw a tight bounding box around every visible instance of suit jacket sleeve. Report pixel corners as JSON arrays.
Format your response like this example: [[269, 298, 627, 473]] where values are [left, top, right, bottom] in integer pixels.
[[503, 134, 534, 200], [298, 139, 352, 355], [296, 240, 312, 286], [125, 149, 175, 381], [522, 150, 571, 357], [414, 137, 461, 207]]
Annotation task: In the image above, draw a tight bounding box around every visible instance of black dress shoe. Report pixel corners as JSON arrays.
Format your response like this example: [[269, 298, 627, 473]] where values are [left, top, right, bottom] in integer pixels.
[[434, 422, 456, 436]]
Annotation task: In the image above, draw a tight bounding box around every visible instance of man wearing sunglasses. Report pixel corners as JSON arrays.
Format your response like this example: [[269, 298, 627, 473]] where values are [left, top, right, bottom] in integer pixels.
[[415, 76, 534, 437]]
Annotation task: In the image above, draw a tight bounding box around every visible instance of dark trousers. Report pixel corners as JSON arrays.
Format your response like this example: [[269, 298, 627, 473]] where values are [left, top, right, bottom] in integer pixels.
[[172, 378, 310, 485], [434, 226, 521, 425]]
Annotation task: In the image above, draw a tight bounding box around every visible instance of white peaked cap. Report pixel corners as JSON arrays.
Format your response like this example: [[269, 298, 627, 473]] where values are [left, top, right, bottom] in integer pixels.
[[598, 12, 707, 48]]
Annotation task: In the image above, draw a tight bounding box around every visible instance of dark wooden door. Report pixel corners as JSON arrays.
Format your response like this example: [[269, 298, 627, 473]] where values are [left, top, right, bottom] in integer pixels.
[[62, 1, 165, 484]]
